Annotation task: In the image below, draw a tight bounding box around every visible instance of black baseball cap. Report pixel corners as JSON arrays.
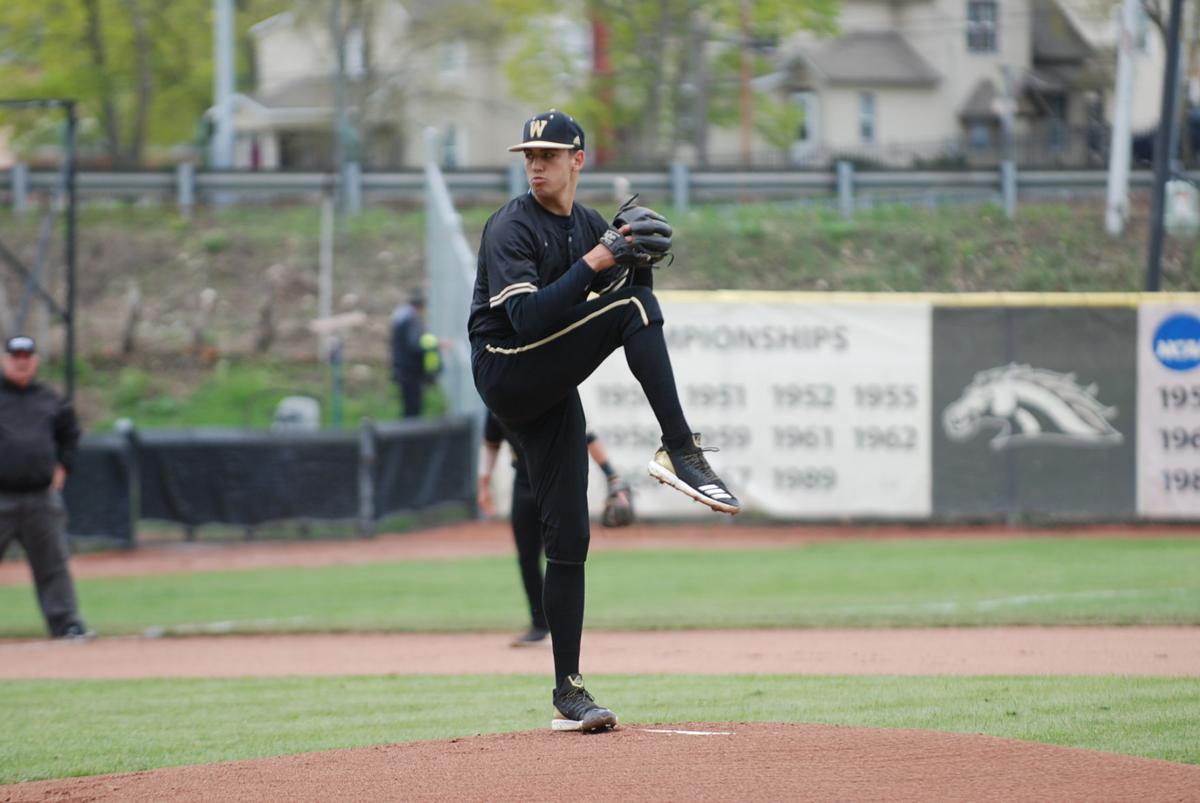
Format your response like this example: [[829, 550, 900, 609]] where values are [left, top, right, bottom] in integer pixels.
[[508, 110, 585, 152], [4, 335, 35, 354]]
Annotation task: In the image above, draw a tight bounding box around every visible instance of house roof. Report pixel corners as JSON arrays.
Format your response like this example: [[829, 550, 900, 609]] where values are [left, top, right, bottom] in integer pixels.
[[959, 78, 1039, 120], [1032, 0, 1091, 62], [249, 11, 293, 38], [960, 78, 1000, 120], [806, 32, 940, 87]]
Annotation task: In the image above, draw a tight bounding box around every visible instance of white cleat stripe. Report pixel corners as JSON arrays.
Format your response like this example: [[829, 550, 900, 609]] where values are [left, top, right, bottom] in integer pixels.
[[647, 461, 740, 515]]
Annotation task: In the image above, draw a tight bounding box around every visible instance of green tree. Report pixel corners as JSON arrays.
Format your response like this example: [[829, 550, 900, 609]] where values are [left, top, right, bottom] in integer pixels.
[[494, 0, 836, 166], [0, 0, 289, 166]]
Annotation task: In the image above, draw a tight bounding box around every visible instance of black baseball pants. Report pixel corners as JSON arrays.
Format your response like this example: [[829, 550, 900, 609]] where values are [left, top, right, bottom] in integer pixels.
[[0, 489, 84, 637], [472, 286, 663, 564], [510, 467, 547, 629]]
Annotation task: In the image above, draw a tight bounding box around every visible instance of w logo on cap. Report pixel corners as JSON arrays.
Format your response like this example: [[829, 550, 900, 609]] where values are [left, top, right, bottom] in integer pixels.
[[508, 110, 585, 152]]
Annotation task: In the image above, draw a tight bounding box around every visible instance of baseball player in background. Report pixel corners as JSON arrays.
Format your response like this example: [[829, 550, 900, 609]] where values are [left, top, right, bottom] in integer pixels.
[[468, 110, 739, 733], [477, 410, 634, 648]]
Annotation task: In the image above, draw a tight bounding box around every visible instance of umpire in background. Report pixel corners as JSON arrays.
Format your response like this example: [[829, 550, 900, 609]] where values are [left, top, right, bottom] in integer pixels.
[[0, 335, 92, 639]]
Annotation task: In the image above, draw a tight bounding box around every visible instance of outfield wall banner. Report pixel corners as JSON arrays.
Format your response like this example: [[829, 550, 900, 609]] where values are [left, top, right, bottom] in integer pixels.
[[577, 297, 933, 518], [931, 307, 1137, 519], [1137, 303, 1200, 517]]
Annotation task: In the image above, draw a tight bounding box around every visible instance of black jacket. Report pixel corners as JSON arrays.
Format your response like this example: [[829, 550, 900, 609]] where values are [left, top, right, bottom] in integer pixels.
[[0, 378, 80, 492], [390, 303, 424, 383]]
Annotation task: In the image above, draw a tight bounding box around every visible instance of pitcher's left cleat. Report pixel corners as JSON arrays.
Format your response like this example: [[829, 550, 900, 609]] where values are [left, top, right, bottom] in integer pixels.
[[551, 673, 618, 733], [510, 625, 550, 647], [648, 433, 740, 514]]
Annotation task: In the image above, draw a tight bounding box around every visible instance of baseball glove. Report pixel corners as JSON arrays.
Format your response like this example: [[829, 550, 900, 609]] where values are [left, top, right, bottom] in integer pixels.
[[598, 195, 673, 268], [601, 475, 635, 528]]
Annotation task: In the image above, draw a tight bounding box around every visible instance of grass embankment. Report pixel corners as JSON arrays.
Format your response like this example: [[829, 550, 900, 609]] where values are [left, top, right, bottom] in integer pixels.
[[4, 675, 1196, 783], [2, 536, 1197, 636], [70, 355, 442, 431], [5, 199, 1200, 429]]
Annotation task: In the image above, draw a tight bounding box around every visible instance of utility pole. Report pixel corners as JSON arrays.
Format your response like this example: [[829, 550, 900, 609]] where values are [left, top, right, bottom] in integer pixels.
[[591, 16, 614, 166], [1147, 0, 1186, 291], [1106, 0, 1139, 236], [64, 101, 77, 403], [691, 11, 711, 166], [738, 0, 752, 166], [999, 65, 1017, 219], [210, 0, 235, 170], [330, 0, 347, 214]]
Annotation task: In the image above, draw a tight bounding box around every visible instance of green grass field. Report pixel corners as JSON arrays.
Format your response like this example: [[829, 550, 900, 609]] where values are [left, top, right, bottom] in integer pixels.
[[2, 537, 1197, 637], [3, 675, 1197, 784], [2, 535, 1198, 784]]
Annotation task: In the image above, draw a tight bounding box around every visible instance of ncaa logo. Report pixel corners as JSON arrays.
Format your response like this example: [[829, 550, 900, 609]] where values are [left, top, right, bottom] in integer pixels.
[[1152, 313, 1200, 371]]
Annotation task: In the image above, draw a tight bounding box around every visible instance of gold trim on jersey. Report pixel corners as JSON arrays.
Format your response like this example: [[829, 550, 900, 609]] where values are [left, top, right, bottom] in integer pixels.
[[591, 267, 630, 298], [484, 297, 649, 355], [489, 282, 538, 308]]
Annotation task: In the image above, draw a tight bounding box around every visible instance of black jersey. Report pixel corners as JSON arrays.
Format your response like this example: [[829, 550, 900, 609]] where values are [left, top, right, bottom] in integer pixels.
[[468, 193, 626, 343]]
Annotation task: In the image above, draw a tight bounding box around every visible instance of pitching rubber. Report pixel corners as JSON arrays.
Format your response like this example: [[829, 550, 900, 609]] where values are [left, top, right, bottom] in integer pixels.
[[647, 461, 740, 514]]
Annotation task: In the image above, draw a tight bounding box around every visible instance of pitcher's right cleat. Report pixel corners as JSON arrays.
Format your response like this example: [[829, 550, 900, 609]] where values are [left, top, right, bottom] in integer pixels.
[[551, 673, 618, 733], [648, 433, 740, 514]]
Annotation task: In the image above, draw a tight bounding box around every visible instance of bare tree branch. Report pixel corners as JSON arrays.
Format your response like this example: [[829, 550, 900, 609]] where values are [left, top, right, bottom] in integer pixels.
[[80, 0, 123, 164], [123, 0, 153, 165]]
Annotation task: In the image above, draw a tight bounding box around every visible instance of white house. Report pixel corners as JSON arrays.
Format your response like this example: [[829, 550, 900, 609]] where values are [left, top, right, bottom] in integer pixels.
[[231, 0, 1169, 170], [739, 0, 1169, 167], [232, 2, 534, 169]]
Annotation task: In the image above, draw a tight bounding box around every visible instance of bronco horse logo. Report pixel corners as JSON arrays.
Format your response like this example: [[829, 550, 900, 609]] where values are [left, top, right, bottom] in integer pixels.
[[943, 364, 1123, 450]]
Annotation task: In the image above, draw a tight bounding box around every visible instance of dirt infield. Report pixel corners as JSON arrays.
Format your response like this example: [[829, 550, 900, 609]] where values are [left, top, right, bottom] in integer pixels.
[[3, 523, 1198, 800], [1, 627, 1198, 679], [4, 723, 1199, 803]]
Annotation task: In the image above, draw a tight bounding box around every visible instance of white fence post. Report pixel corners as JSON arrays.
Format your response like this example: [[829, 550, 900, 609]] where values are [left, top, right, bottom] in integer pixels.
[[1001, 160, 1018, 219], [176, 163, 194, 217], [12, 163, 28, 216], [837, 161, 855, 218], [507, 162, 526, 199], [671, 161, 690, 213], [344, 161, 363, 215]]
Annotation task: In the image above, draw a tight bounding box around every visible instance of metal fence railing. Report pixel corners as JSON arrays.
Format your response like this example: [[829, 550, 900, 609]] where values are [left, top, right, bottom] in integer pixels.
[[2, 162, 1182, 215]]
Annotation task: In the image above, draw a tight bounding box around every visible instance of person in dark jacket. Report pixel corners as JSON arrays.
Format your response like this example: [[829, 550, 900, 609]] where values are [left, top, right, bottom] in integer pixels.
[[0, 335, 92, 639], [390, 288, 441, 418]]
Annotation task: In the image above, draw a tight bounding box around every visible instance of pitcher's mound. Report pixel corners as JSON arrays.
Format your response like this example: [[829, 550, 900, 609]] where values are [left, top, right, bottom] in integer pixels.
[[6, 722, 1198, 802]]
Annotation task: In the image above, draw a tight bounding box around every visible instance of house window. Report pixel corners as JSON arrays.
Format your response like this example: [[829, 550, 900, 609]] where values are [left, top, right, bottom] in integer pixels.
[[441, 125, 465, 168], [968, 122, 992, 151], [789, 92, 819, 164], [859, 92, 876, 144], [967, 1, 998, 53], [439, 40, 468, 79], [346, 27, 365, 78], [1046, 95, 1067, 150]]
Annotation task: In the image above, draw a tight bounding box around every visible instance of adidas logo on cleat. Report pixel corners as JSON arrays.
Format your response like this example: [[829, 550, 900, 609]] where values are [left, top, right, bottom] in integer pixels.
[[647, 434, 740, 514]]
